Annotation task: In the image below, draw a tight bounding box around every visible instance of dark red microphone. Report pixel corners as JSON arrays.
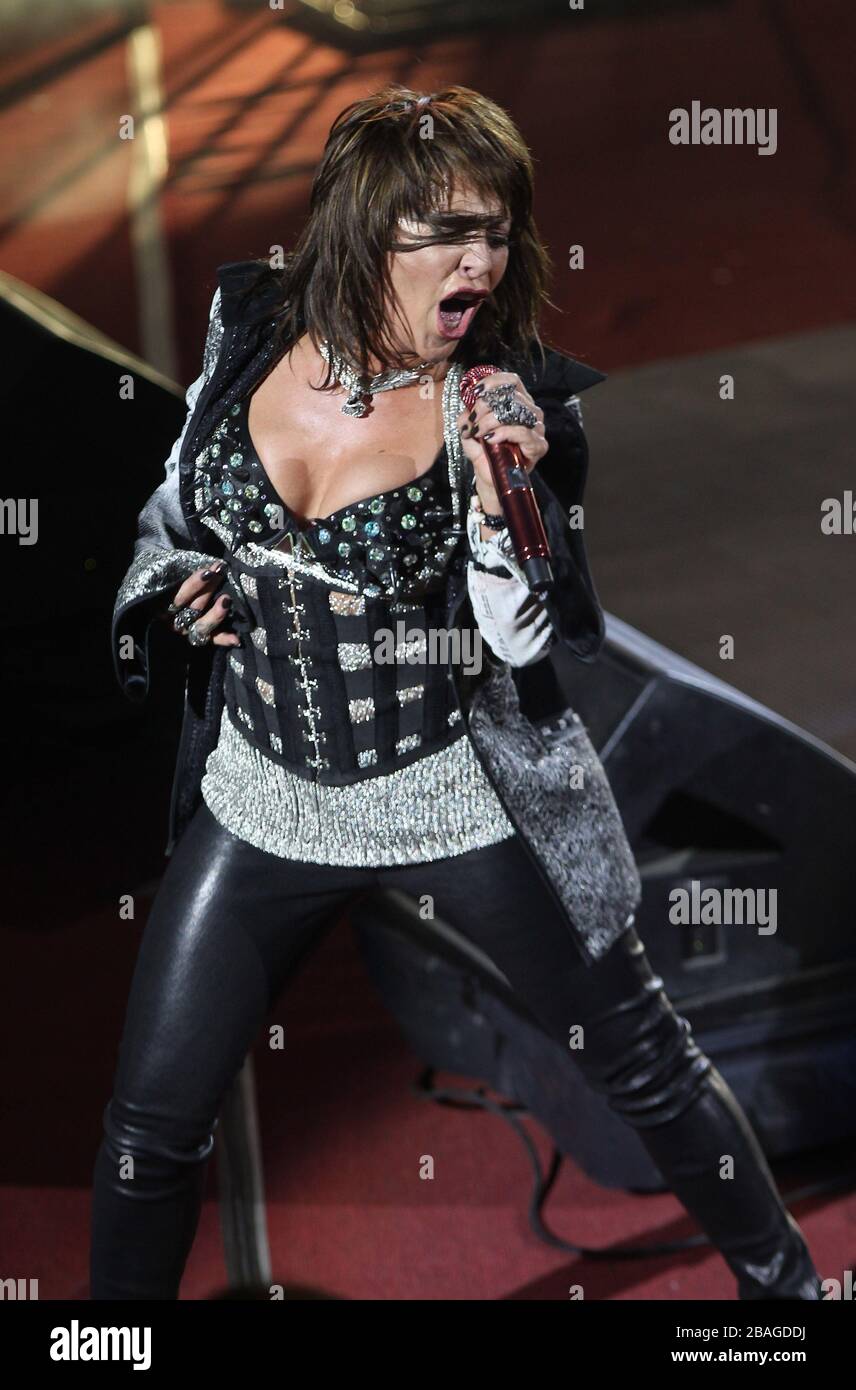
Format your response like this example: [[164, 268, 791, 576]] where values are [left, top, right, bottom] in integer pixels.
[[459, 365, 555, 596]]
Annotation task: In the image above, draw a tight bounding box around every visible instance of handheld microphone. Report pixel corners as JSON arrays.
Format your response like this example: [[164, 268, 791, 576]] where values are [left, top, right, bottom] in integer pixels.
[[459, 364, 555, 596]]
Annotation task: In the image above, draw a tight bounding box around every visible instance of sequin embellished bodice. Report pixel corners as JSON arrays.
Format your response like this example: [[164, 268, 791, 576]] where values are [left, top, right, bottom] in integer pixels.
[[220, 559, 464, 782], [195, 396, 462, 602], [193, 375, 516, 863], [192, 391, 471, 785]]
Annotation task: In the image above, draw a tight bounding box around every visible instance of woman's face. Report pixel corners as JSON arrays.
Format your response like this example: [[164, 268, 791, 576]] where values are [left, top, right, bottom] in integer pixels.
[[385, 183, 511, 367]]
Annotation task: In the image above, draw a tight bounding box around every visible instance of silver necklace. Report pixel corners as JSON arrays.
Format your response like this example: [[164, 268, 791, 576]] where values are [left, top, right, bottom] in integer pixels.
[[318, 340, 439, 417]]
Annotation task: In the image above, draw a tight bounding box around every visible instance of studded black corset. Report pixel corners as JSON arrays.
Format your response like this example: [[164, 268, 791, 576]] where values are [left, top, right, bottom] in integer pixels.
[[193, 395, 472, 784]]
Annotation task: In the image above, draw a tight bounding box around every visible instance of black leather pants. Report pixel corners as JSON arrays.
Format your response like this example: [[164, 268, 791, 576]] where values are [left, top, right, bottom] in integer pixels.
[[90, 800, 821, 1300]]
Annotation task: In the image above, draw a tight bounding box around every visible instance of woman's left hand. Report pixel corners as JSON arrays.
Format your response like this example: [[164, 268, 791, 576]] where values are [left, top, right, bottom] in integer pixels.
[[455, 371, 547, 513]]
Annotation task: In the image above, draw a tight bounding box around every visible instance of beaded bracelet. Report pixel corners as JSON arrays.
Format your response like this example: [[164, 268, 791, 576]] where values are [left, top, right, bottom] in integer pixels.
[[468, 478, 506, 532]]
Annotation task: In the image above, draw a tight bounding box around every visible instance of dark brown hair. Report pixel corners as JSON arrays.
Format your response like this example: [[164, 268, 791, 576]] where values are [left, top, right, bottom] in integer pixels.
[[274, 84, 553, 386]]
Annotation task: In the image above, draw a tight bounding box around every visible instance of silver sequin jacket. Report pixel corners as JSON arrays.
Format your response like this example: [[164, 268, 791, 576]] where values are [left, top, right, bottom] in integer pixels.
[[111, 259, 641, 964]]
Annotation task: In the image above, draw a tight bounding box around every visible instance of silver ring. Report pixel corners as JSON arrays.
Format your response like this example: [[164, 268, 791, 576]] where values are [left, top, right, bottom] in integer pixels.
[[482, 384, 538, 429], [186, 623, 212, 647], [173, 605, 202, 633]]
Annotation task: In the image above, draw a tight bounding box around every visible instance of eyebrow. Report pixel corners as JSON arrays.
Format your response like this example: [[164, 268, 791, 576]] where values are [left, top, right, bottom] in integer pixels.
[[390, 207, 513, 254], [423, 210, 511, 233]]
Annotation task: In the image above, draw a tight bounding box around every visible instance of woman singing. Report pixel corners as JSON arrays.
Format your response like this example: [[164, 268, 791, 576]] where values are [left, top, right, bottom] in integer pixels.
[[92, 85, 821, 1300]]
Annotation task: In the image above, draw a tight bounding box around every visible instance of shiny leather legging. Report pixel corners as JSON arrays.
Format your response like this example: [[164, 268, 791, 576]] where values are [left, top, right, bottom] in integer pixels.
[[90, 800, 820, 1300]]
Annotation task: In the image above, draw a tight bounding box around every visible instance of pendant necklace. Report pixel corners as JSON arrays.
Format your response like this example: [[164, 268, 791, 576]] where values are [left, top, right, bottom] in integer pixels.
[[318, 340, 444, 417]]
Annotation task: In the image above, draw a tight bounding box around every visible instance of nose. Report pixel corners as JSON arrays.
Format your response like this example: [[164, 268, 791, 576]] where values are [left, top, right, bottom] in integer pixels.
[[457, 236, 494, 277]]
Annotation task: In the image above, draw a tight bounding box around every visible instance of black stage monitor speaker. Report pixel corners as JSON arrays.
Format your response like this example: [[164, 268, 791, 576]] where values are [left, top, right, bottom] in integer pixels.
[[353, 625, 856, 1190], [0, 273, 191, 924]]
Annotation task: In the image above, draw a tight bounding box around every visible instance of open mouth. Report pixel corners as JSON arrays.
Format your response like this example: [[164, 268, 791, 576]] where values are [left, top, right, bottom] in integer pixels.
[[437, 290, 488, 338]]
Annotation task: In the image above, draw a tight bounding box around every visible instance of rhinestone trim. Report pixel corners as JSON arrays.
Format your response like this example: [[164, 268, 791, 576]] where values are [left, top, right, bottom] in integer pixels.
[[200, 710, 516, 865], [329, 590, 366, 617], [337, 642, 373, 672], [396, 733, 421, 756], [348, 697, 375, 724]]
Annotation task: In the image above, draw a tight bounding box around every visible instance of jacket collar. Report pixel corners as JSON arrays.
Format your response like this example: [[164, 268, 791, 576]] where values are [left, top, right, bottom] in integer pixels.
[[217, 258, 289, 328], [215, 258, 606, 395], [518, 344, 605, 399]]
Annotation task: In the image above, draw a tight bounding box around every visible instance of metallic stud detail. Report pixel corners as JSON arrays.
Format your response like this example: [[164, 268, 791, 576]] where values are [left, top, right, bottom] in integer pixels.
[[328, 591, 366, 617], [348, 697, 375, 724], [337, 642, 372, 671], [394, 636, 427, 663], [395, 732, 421, 755]]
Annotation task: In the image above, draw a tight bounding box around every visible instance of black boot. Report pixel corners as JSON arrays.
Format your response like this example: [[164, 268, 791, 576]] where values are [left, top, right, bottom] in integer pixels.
[[635, 1062, 822, 1300], [575, 929, 822, 1301], [90, 1097, 215, 1300]]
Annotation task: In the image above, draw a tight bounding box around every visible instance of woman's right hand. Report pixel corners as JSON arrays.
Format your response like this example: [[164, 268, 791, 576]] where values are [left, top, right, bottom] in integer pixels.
[[167, 563, 241, 648]]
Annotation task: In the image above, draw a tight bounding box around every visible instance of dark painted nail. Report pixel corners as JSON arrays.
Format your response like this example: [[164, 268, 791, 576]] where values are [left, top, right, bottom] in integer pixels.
[[483, 430, 494, 441], [221, 595, 233, 609]]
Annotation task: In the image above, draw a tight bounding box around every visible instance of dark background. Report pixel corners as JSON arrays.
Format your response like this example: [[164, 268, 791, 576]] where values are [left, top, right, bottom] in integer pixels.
[[1, 0, 854, 1301]]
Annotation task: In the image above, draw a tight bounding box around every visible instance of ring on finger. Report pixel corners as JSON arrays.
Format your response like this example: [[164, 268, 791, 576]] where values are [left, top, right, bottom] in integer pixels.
[[186, 621, 213, 647], [481, 384, 537, 429], [173, 605, 204, 633]]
